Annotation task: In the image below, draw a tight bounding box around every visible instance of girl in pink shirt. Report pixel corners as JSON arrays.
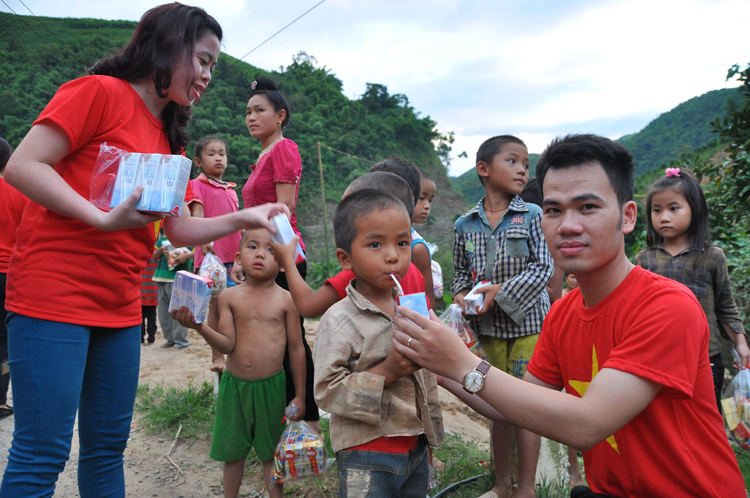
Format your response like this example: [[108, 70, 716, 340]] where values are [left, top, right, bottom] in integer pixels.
[[189, 136, 242, 366]]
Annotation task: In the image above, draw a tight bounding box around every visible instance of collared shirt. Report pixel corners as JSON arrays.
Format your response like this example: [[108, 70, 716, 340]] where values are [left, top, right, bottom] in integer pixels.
[[313, 282, 444, 453], [451, 196, 553, 339], [635, 244, 745, 356]]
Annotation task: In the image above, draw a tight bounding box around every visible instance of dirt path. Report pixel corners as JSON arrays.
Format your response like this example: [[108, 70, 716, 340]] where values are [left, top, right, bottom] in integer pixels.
[[0, 322, 493, 497]]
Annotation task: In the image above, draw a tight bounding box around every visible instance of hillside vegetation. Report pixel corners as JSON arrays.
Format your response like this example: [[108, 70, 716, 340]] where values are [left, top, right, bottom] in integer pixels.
[[0, 12, 467, 275]]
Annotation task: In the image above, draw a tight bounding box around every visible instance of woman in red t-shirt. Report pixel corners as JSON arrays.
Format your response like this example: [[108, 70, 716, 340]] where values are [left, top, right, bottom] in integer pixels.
[[1, 6, 288, 496], [230, 76, 320, 431]]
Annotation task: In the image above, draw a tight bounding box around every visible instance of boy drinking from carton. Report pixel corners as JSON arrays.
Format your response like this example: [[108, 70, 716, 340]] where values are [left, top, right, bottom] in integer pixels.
[[452, 135, 554, 498], [313, 189, 444, 497], [172, 228, 306, 498]]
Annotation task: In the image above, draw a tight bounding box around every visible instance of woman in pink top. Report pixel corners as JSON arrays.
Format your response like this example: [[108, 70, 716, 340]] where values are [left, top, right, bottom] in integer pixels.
[[235, 76, 319, 431]]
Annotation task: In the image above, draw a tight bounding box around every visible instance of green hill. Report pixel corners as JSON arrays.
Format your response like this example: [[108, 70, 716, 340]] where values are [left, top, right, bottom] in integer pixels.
[[0, 12, 468, 276], [451, 154, 539, 207], [618, 87, 740, 175]]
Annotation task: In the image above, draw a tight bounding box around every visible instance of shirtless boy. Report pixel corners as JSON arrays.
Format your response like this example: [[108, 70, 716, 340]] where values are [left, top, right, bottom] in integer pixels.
[[172, 228, 306, 498]]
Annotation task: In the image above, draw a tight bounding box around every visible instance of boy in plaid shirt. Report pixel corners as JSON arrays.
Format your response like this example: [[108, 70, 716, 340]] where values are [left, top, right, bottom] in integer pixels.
[[452, 135, 553, 498]]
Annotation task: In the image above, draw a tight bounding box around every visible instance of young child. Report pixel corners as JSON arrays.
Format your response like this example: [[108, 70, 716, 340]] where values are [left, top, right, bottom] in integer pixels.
[[188, 136, 242, 369], [635, 168, 750, 411], [153, 230, 194, 349], [410, 168, 446, 302], [172, 228, 306, 498], [313, 189, 444, 497], [452, 135, 553, 498], [271, 171, 426, 319], [369, 158, 437, 309], [140, 258, 158, 345]]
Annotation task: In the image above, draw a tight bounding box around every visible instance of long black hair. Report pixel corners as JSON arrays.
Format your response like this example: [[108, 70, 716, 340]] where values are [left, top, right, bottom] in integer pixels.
[[645, 169, 710, 260], [88, 3, 222, 154]]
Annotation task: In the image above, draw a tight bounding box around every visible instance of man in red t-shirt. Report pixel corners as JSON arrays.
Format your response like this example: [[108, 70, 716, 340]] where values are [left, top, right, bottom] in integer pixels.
[[391, 134, 745, 498]]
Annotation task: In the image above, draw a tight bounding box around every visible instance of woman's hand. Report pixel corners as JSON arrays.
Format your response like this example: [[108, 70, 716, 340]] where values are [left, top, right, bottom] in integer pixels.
[[392, 307, 478, 383], [237, 203, 291, 233], [95, 186, 163, 232]]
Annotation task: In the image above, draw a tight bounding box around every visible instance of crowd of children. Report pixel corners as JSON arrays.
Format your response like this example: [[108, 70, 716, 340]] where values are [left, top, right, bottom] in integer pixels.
[[0, 3, 747, 498]]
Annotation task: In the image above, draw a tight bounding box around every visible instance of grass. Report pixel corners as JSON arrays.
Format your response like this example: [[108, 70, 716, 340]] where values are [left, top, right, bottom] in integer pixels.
[[134, 381, 216, 438]]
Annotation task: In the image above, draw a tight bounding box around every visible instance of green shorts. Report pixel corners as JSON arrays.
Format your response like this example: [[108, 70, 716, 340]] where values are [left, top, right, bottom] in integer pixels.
[[210, 368, 287, 463], [481, 334, 539, 380]]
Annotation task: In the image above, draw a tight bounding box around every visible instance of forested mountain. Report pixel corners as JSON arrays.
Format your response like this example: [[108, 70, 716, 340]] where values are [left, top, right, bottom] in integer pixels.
[[0, 12, 467, 271], [618, 87, 740, 175]]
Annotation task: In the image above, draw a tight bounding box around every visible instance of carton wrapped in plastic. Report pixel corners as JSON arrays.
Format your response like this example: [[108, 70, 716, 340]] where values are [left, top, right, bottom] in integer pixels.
[[269, 213, 306, 264], [271, 419, 328, 483], [440, 304, 487, 360], [89, 143, 192, 217], [168, 271, 213, 323], [464, 281, 492, 315]]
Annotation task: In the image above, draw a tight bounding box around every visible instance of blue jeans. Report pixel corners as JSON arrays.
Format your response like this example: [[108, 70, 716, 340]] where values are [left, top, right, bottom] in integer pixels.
[[336, 436, 429, 498], [0, 313, 141, 498]]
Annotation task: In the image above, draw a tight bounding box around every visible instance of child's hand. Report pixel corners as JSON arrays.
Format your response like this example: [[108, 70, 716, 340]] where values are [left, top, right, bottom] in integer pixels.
[[210, 356, 226, 373], [384, 344, 421, 380], [453, 290, 468, 312], [161, 245, 170, 257], [174, 250, 192, 265], [288, 398, 306, 422], [201, 243, 215, 257], [736, 340, 750, 370], [229, 264, 245, 284], [171, 306, 199, 330], [268, 236, 299, 269], [474, 283, 502, 314]]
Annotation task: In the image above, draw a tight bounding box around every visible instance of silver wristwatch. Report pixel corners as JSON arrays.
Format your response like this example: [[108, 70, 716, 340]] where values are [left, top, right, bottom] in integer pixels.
[[463, 360, 491, 394]]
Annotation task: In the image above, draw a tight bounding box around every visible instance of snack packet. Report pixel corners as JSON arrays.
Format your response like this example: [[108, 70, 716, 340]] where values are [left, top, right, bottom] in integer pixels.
[[440, 304, 487, 360], [464, 281, 492, 315], [168, 271, 213, 323], [271, 417, 329, 484], [199, 251, 227, 297], [167, 247, 191, 271], [724, 349, 750, 450]]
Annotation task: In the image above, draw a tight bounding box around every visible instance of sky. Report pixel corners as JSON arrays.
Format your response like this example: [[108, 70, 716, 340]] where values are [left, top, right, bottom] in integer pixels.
[[2, 0, 748, 176]]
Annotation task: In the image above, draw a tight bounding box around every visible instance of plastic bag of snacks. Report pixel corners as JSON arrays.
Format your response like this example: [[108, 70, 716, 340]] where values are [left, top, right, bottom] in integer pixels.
[[89, 142, 192, 216], [167, 247, 191, 271], [439, 304, 487, 360], [271, 410, 329, 484], [723, 350, 750, 450], [199, 251, 227, 297]]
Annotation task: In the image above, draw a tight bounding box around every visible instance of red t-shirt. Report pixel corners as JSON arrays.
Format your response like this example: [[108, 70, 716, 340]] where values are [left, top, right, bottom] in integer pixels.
[[527, 266, 744, 498], [189, 174, 241, 267], [241, 139, 305, 252], [327, 263, 426, 301], [0, 178, 28, 273], [7, 75, 175, 327]]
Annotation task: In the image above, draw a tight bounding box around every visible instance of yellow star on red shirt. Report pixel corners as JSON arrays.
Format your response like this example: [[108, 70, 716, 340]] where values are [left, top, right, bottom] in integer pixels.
[[568, 344, 620, 454]]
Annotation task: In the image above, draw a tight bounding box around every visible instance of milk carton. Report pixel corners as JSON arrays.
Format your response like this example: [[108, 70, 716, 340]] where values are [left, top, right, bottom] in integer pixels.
[[397, 292, 430, 318], [464, 281, 492, 315], [168, 271, 213, 323], [269, 213, 306, 263], [110, 153, 141, 209], [135, 154, 162, 212]]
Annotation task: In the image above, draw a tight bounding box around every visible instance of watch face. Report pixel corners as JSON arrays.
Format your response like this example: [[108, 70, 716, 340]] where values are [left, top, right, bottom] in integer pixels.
[[464, 370, 485, 393]]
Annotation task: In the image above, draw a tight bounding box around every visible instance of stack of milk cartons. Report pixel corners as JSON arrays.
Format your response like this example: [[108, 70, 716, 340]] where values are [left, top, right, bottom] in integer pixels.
[[110, 152, 192, 216], [168, 271, 213, 323]]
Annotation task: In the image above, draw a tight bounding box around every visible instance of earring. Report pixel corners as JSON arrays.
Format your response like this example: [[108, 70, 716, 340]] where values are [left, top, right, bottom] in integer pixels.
[[277, 122, 282, 127]]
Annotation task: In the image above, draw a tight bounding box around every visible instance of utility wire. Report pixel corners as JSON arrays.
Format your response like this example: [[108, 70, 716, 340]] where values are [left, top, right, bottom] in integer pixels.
[[229, 0, 325, 67], [1, 0, 61, 58], [0, 22, 54, 74], [17, 0, 64, 46]]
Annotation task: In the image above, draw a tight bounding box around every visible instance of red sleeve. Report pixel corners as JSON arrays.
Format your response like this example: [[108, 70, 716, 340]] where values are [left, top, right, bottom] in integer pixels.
[[34, 76, 109, 155], [401, 263, 426, 296], [272, 140, 302, 184], [326, 270, 354, 300], [605, 285, 705, 398], [184, 181, 195, 204], [527, 304, 565, 387]]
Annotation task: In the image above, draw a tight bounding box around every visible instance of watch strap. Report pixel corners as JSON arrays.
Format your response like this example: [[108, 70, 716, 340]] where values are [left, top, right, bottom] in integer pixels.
[[476, 360, 491, 376]]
